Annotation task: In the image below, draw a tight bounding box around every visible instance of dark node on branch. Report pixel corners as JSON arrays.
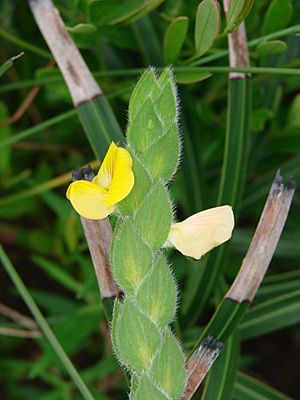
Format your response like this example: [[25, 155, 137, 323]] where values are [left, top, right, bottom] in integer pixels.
[[182, 336, 223, 400], [72, 165, 95, 182]]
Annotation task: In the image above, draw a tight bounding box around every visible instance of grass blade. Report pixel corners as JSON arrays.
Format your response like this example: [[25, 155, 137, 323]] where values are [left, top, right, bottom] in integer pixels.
[[183, 21, 251, 325], [234, 371, 293, 400], [0, 109, 76, 150], [0, 245, 95, 400], [0, 27, 51, 59], [240, 289, 300, 340], [202, 332, 239, 400], [132, 15, 163, 65], [77, 96, 123, 159], [255, 270, 300, 303], [32, 256, 83, 295]]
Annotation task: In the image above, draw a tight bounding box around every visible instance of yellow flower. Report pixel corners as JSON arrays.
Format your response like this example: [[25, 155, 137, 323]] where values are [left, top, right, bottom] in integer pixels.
[[66, 142, 134, 220], [166, 205, 234, 260]]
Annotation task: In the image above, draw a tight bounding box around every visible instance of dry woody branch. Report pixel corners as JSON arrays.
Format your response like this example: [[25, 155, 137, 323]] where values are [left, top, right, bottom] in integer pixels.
[[223, 0, 250, 78], [28, 0, 101, 105], [227, 171, 295, 303], [182, 336, 223, 400]]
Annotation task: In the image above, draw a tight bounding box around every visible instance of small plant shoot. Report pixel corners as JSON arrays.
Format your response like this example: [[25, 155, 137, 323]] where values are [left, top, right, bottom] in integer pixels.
[[66, 68, 234, 398]]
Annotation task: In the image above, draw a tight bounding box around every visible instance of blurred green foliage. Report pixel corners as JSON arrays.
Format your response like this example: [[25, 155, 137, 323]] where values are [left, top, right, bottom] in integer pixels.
[[0, 0, 300, 399]]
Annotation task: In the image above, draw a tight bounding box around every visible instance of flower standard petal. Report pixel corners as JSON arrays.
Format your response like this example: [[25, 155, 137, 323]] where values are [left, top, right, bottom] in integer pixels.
[[167, 205, 234, 260], [94, 141, 119, 189], [106, 147, 134, 207], [93, 142, 134, 207], [66, 180, 113, 220]]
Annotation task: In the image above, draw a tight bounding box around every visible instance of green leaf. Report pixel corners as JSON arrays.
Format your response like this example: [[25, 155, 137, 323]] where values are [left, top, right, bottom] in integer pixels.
[[127, 68, 179, 180], [111, 299, 122, 357], [127, 97, 164, 153], [127, 68, 177, 136], [128, 69, 177, 145], [128, 69, 159, 124], [118, 151, 152, 215], [155, 69, 177, 128], [240, 289, 300, 340], [134, 182, 173, 249], [149, 329, 186, 399], [194, 0, 220, 58], [234, 371, 293, 400], [262, 0, 293, 35], [225, 0, 254, 34], [133, 374, 169, 400], [110, 218, 153, 294], [136, 254, 177, 326], [113, 297, 161, 372], [142, 123, 179, 181], [163, 16, 188, 64], [257, 40, 287, 57], [175, 70, 212, 84]]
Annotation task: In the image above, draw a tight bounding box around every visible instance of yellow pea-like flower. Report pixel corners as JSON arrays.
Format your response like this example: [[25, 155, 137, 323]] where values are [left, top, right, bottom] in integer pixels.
[[166, 205, 234, 260], [66, 142, 134, 220]]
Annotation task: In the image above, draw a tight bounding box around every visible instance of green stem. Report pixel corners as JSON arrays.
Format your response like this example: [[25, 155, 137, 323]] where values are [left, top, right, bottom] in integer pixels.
[[1, 65, 299, 93], [191, 24, 300, 66], [177, 66, 300, 75], [0, 27, 52, 59], [0, 245, 95, 400]]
